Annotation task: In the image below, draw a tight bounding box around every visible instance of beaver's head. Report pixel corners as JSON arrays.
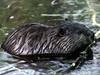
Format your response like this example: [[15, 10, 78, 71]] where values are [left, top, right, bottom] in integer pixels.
[[56, 21, 94, 45]]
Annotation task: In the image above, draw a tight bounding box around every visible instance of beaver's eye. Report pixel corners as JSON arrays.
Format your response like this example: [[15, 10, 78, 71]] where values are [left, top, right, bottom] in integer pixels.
[[78, 31, 83, 34], [57, 28, 66, 37]]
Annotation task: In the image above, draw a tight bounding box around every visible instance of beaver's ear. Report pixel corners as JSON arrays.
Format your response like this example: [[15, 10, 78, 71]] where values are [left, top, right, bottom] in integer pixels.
[[56, 28, 66, 37]]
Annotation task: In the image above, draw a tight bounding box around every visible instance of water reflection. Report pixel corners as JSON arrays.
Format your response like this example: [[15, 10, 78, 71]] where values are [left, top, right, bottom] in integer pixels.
[[0, 0, 100, 75]]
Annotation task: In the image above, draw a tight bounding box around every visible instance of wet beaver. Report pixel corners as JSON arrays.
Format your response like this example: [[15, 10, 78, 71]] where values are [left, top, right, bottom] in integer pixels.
[[2, 21, 94, 58], [1, 21, 94, 70], [1, 21, 94, 72]]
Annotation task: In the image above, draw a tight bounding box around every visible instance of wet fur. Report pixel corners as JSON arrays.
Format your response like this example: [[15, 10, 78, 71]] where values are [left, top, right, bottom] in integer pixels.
[[1, 21, 94, 60]]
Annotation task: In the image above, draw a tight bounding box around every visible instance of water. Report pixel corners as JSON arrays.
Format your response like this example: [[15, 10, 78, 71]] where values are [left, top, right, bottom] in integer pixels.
[[0, 0, 100, 75]]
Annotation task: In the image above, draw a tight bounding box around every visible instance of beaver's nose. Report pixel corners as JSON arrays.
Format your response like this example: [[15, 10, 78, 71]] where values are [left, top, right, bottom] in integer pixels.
[[88, 31, 94, 43], [91, 32, 94, 40]]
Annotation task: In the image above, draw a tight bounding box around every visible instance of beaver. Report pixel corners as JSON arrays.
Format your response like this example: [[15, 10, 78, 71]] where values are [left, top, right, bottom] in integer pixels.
[[1, 21, 94, 70], [1, 21, 94, 59]]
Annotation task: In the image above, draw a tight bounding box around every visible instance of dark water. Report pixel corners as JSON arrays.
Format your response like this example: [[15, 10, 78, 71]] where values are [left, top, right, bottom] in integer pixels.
[[0, 0, 100, 75]]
